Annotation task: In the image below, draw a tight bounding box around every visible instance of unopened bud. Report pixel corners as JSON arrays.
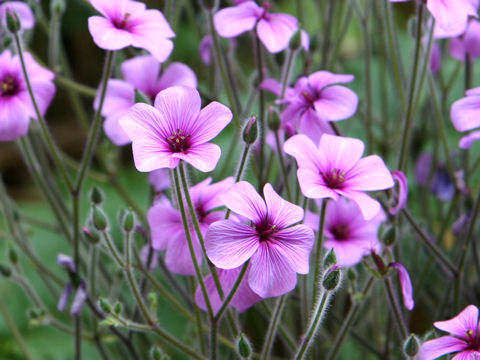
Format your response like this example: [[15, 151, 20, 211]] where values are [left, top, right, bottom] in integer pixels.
[[289, 28, 302, 51], [322, 266, 341, 291], [404, 334, 420, 357], [267, 106, 281, 131], [323, 249, 337, 268], [90, 186, 103, 205], [0, 263, 12, 277], [150, 346, 163, 360], [382, 226, 396, 247], [92, 206, 108, 231], [113, 302, 122, 316], [98, 297, 112, 314], [82, 227, 100, 245], [134, 89, 151, 105], [347, 267, 357, 282], [236, 333, 252, 359], [6, 9, 20, 33], [123, 210, 135, 232], [242, 116, 258, 144], [8, 247, 18, 264], [51, 0, 66, 14]]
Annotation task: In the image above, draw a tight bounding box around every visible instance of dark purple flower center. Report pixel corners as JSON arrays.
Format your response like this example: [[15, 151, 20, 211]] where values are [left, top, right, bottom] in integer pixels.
[[260, 3, 271, 20], [167, 129, 191, 153], [0, 75, 19, 97], [321, 168, 346, 189], [255, 218, 278, 242], [330, 223, 349, 241], [464, 329, 480, 350], [113, 13, 131, 30]]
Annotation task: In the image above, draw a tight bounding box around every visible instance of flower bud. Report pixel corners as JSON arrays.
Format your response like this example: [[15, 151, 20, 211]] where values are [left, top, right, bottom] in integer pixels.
[[92, 206, 108, 231], [236, 333, 252, 359], [323, 249, 337, 268], [403, 334, 420, 357], [82, 227, 100, 245], [90, 186, 103, 205], [0, 263, 12, 277], [50, 0, 66, 15], [267, 106, 281, 131], [98, 297, 112, 314], [150, 346, 163, 360], [134, 89, 152, 105], [8, 247, 18, 264], [6, 9, 20, 34], [347, 267, 357, 282], [123, 210, 135, 232], [289, 28, 302, 51], [382, 226, 396, 247], [322, 266, 341, 291], [242, 116, 258, 144], [113, 302, 123, 316]]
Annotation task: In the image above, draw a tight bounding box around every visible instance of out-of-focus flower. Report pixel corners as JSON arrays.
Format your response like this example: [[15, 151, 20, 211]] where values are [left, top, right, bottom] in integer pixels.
[[57, 254, 87, 315], [214, 1, 298, 53], [0, 1, 34, 30], [305, 198, 385, 267], [450, 20, 480, 61], [120, 86, 232, 172], [98, 55, 197, 145], [430, 42, 442, 73], [87, 0, 175, 62], [389, 262, 415, 310], [148, 177, 234, 275], [389, 170, 408, 215], [284, 134, 394, 220], [206, 182, 314, 298], [0, 50, 55, 141], [451, 87, 480, 149], [419, 305, 480, 359]]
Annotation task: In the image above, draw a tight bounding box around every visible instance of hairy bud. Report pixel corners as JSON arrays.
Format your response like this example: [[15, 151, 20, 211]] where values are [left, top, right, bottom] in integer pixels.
[[242, 116, 258, 144], [236, 333, 252, 359], [322, 266, 341, 291], [6, 9, 20, 33], [404, 334, 420, 357], [92, 206, 108, 231]]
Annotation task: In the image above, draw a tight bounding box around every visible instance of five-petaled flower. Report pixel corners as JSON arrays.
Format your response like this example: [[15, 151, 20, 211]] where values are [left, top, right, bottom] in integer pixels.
[[419, 305, 480, 359], [284, 134, 394, 220], [205, 181, 314, 298], [119, 86, 232, 172]]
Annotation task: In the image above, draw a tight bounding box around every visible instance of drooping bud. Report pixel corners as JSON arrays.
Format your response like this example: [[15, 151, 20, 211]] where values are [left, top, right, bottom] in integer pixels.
[[92, 206, 108, 231], [134, 89, 151, 105], [90, 186, 103, 205], [0, 263, 12, 277], [98, 297, 112, 314], [123, 210, 135, 232], [236, 333, 252, 359], [323, 249, 337, 268], [403, 334, 420, 357], [322, 266, 341, 291], [6, 8, 21, 33], [382, 226, 396, 247], [242, 116, 258, 144], [82, 227, 100, 245], [267, 106, 281, 131], [289, 28, 302, 51]]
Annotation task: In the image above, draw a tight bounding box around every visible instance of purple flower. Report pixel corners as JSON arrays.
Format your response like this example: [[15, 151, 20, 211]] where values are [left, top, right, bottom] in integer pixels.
[[430, 42, 442, 73], [98, 55, 197, 145], [148, 177, 234, 275], [389, 262, 414, 311], [205, 181, 314, 298], [389, 170, 408, 215], [284, 134, 394, 220], [87, 0, 175, 62], [119, 86, 232, 172], [57, 254, 87, 315], [148, 168, 170, 193], [199, 35, 214, 65], [195, 266, 262, 314], [419, 305, 480, 359], [451, 20, 480, 61], [305, 198, 385, 267], [261, 71, 358, 142], [0, 50, 55, 141], [214, 1, 298, 53], [451, 87, 480, 149], [0, 1, 35, 30]]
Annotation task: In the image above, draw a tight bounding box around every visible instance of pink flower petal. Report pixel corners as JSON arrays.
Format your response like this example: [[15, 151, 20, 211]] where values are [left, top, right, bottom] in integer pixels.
[[320, 134, 365, 174], [164, 229, 202, 275], [450, 20, 480, 61], [429, 0, 476, 38], [220, 181, 267, 224], [121, 55, 161, 95], [190, 101, 232, 144], [345, 155, 395, 191], [451, 94, 480, 132], [390, 262, 414, 310], [205, 220, 259, 269], [434, 305, 479, 338], [389, 170, 408, 215], [418, 336, 467, 360], [260, 78, 283, 97], [297, 109, 335, 144], [257, 13, 298, 53], [263, 183, 304, 227], [0, 97, 31, 141], [214, 1, 260, 38], [0, 2, 35, 29], [271, 225, 314, 274], [88, 16, 133, 50], [98, 79, 133, 116], [336, 189, 381, 220], [452, 350, 480, 360], [148, 201, 180, 251], [103, 112, 132, 146], [248, 241, 298, 298], [157, 62, 198, 90], [313, 85, 358, 121], [308, 71, 355, 91], [459, 130, 480, 149], [173, 142, 221, 173], [283, 134, 323, 171], [297, 168, 339, 200]]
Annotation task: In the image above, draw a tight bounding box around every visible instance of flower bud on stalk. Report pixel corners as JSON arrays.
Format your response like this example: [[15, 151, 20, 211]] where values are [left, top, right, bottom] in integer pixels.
[[8, 247, 18, 264], [267, 107, 281, 131], [6, 9, 20, 33], [323, 249, 337, 268], [82, 227, 100, 245], [98, 297, 112, 314], [242, 116, 258, 144], [92, 206, 108, 231], [236, 333, 252, 359], [404, 334, 420, 357], [322, 265, 342, 291], [123, 210, 135, 232], [50, 0, 66, 15], [90, 186, 104, 205], [382, 226, 396, 247], [0, 263, 12, 277]]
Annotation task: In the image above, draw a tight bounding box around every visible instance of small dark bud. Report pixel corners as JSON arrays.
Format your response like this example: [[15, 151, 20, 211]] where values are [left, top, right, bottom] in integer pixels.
[[82, 227, 100, 245], [90, 186, 103, 205], [123, 210, 135, 232], [8, 247, 18, 264], [322, 266, 341, 291], [289, 28, 302, 51], [6, 9, 21, 33], [371, 251, 387, 273], [267, 106, 281, 131], [0, 263, 12, 277], [50, 0, 66, 14], [236, 333, 252, 359], [92, 206, 108, 231], [113, 302, 122, 316], [150, 346, 163, 360], [98, 297, 112, 314], [199, 0, 218, 10], [323, 249, 337, 269], [404, 334, 420, 357], [134, 89, 151, 105], [242, 116, 258, 144], [382, 226, 396, 247]]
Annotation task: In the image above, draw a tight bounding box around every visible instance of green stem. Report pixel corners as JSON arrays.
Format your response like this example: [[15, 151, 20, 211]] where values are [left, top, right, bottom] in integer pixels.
[[384, 277, 409, 340], [102, 231, 126, 268], [260, 295, 288, 360], [313, 200, 328, 301], [0, 298, 34, 360], [55, 76, 97, 97], [274, 130, 293, 201], [254, 29, 266, 188]]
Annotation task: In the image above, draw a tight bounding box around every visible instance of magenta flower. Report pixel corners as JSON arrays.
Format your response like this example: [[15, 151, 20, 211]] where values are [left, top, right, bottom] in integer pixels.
[[87, 0, 175, 62], [214, 1, 298, 53], [98, 55, 197, 145], [261, 71, 358, 142], [0, 1, 35, 30], [284, 134, 394, 220], [451, 20, 480, 61], [147, 177, 234, 275], [205, 181, 314, 298], [305, 198, 385, 267], [389, 262, 414, 310], [451, 87, 480, 149], [419, 305, 480, 359], [195, 266, 262, 314], [119, 86, 232, 172], [148, 168, 170, 193], [0, 50, 55, 142], [389, 170, 408, 215]]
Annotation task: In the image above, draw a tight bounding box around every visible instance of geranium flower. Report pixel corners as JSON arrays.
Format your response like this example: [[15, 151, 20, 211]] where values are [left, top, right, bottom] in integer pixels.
[[0, 1, 35, 30], [305, 198, 385, 267], [57, 254, 87, 316], [451, 87, 480, 149], [87, 0, 175, 62], [450, 20, 480, 61], [284, 134, 394, 220], [148, 177, 234, 275], [0, 50, 55, 141], [119, 86, 232, 172], [98, 55, 197, 145], [205, 181, 314, 298], [214, 1, 298, 53], [419, 305, 480, 359]]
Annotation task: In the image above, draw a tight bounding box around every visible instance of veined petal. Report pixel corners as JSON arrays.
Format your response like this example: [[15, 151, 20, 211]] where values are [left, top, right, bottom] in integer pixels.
[[429, 0, 475, 38], [98, 79, 133, 116], [313, 85, 358, 121], [104, 112, 132, 145], [390, 262, 414, 310], [345, 155, 394, 191], [205, 220, 259, 269], [157, 62, 198, 90], [173, 142, 221, 172], [308, 71, 355, 91], [190, 101, 232, 144], [121, 55, 161, 94], [263, 183, 304, 227], [297, 169, 339, 200], [271, 225, 314, 274], [165, 230, 202, 275], [418, 336, 467, 360], [284, 134, 323, 171], [214, 1, 260, 38], [257, 13, 298, 53], [434, 305, 479, 339], [320, 134, 365, 174], [336, 189, 381, 220], [451, 94, 480, 132], [220, 181, 267, 223], [88, 16, 133, 50], [452, 350, 480, 360]]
